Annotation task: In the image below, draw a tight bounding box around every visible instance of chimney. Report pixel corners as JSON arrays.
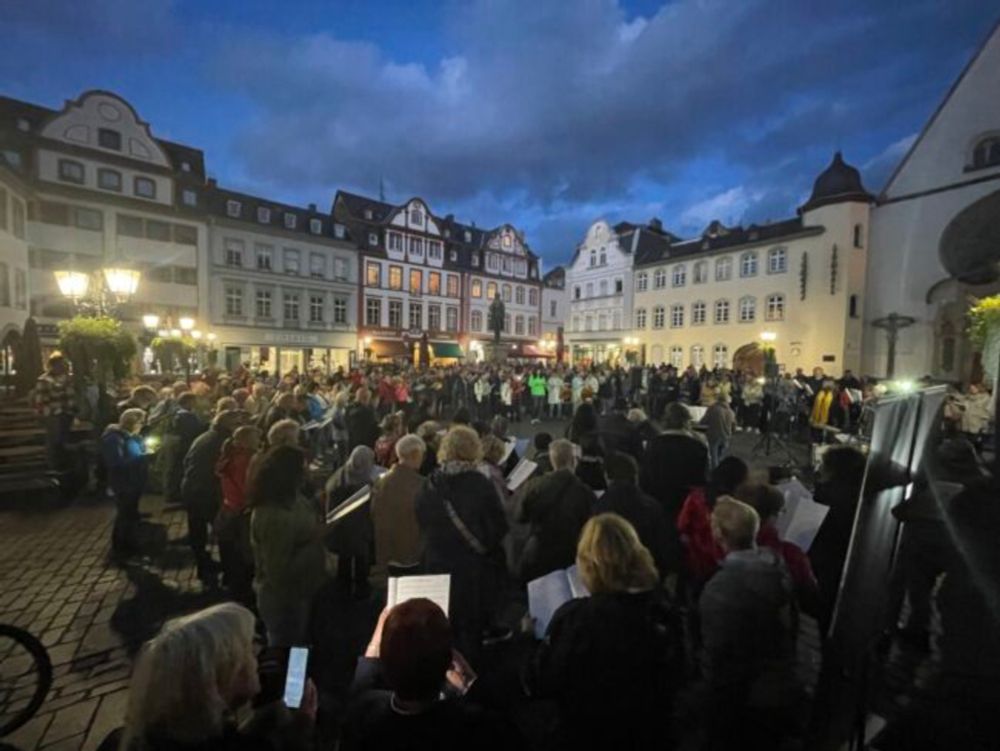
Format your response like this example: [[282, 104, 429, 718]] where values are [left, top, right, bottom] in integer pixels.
[[445, 213, 455, 223], [207, 177, 217, 188], [308, 203, 317, 212], [649, 217, 663, 232]]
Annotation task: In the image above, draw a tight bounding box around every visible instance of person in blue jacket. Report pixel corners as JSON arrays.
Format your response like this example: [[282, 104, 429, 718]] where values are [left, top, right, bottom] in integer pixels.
[[101, 407, 149, 556]]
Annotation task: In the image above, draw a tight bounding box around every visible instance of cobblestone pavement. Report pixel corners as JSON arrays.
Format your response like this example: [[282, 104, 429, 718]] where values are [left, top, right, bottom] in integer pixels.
[[0, 494, 223, 751]]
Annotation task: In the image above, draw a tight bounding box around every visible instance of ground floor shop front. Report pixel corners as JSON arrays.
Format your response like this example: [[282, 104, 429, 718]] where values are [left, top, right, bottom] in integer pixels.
[[214, 325, 357, 376]]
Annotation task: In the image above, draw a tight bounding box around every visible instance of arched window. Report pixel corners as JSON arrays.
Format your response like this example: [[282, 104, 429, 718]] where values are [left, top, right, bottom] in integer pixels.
[[767, 247, 787, 274], [653, 305, 665, 329], [693, 260, 708, 284], [590, 249, 597, 267], [970, 135, 1000, 170], [765, 293, 785, 321], [670, 346, 684, 368], [714, 299, 730, 324], [635, 308, 647, 328], [636, 272, 648, 292], [739, 295, 756, 322], [691, 344, 705, 368], [740, 251, 758, 278], [599, 250, 607, 265], [672, 264, 686, 287], [713, 343, 728, 369], [715, 257, 732, 282], [653, 268, 667, 289]]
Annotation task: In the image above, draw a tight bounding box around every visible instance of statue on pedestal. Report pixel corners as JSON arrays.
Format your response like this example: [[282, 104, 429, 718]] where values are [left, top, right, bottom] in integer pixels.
[[486, 296, 506, 363]]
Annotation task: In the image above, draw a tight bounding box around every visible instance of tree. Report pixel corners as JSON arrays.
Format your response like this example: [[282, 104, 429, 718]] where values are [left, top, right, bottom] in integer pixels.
[[151, 335, 196, 377], [58, 315, 137, 386], [488, 296, 505, 344], [969, 294, 1000, 387]]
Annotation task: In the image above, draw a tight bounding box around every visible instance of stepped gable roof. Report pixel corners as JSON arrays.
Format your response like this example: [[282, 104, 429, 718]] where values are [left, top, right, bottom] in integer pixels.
[[799, 151, 873, 212]]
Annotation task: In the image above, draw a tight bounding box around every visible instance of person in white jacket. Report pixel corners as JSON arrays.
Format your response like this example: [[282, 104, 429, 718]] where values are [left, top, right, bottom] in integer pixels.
[[547, 372, 563, 419]]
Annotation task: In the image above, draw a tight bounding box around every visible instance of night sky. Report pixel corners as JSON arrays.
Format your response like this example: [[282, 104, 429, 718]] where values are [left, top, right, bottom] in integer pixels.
[[3, 1, 998, 266]]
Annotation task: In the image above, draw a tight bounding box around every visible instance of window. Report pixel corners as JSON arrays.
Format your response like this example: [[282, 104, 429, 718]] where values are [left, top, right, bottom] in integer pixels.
[[309, 254, 324, 278], [515, 315, 525, 335], [180, 161, 191, 172], [334, 223, 346, 239], [714, 299, 730, 324], [653, 268, 667, 289], [653, 305, 665, 329], [283, 292, 300, 321], [693, 261, 708, 284], [691, 345, 704, 369], [596, 280, 606, 297], [549, 299, 557, 317], [182, 189, 197, 206], [597, 313, 607, 331], [572, 316, 581, 332], [134, 177, 156, 199], [670, 346, 684, 368], [692, 301, 706, 325], [670, 304, 684, 328], [256, 246, 273, 271], [388, 265, 403, 290], [309, 295, 325, 323], [148, 266, 172, 283], [75, 208, 103, 231], [0, 264, 8, 307], [98, 168, 122, 191], [767, 247, 787, 274], [284, 249, 300, 275], [585, 315, 593, 332], [528, 317, 537, 336], [175, 224, 197, 246], [614, 278, 623, 294], [765, 293, 785, 321], [117, 214, 143, 237], [713, 344, 728, 369], [225, 285, 243, 316], [739, 296, 756, 322], [849, 294, 858, 319], [515, 286, 525, 304], [672, 265, 687, 287], [487, 282, 498, 300], [366, 262, 381, 287], [310, 218, 322, 234], [635, 308, 647, 328], [739, 251, 758, 277], [449, 250, 458, 262], [225, 239, 244, 267], [284, 213, 297, 230], [226, 200, 241, 218], [58, 159, 85, 184], [471, 279, 482, 298], [14, 269, 26, 309], [502, 284, 512, 302], [599, 250, 607, 266], [365, 209, 374, 220], [333, 297, 348, 324], [428, 272, 441, 296], [447, 275, 460, 297], [589, 250, 596, 268], [410, 208, 424, 225], [636, 272, 648, 292], [428, 305, 441, 330], [409, 236, 424, 256], [446, 307, 459, 332], [175, 267, 197, 286], [145, 219, 170, 241], [853, 224, 863, 249], [97, 128, 121, 150], [573, 285, 581, 300], [471, 310, 483, 331], [585, 282, 593, 298], [334, 258, 348, 281], [0, 188, 6, 230], [256, 289, 273, 318], [388, 300, 403, 328], [428, 241, 443, 260], [409, 302, 422, 329], [471, 253, 479, 267], [529, 288, 538, 306], [257, 207, 271, 224], [464, 230, 472, 242], [970, 136, 1000, 170], [368, 233, 379, 246], [366, 298, 381, 326], [715, 257, 732, 281], [410, 269, 423, 295], [388, 232, 403, 252], [504, 314, 511, 332]]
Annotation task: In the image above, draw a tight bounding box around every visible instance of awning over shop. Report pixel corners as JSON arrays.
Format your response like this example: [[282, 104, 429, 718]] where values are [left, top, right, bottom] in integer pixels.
[[431, 342, 464, 359], [368, 339, 411, 358], [519, 345, 554, 358]]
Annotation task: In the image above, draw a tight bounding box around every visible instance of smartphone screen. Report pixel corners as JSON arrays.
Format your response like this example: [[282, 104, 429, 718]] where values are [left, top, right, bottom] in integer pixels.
[[283, 647, 309, 709]]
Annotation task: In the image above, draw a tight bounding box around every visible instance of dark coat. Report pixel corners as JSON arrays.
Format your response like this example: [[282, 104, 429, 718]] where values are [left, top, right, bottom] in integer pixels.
[[533, 590, 683, 751], [324, 468, 373, 559], [181, 426, 229, 514], [597, 412, 642, 459], [164, 408, 205, 502], [346, 403, 380, 450], [415, 467, 508, 653], [595, 480, 674, 579], [517, 468, 594, 582], [100, 427, 148, 497], [639, 431, 708, 521]]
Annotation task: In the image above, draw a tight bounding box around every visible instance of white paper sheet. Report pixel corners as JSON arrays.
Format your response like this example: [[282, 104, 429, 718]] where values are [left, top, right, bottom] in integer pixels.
[[527, 565, 589, 639], [777, 477, 829, 552], [506, 458, 539, 491], [387, 574, 451, 616], [686, 405, 707, 423]]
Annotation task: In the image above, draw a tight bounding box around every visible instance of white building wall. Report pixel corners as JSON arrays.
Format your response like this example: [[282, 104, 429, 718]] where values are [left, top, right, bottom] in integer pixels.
[[0, 177, 30, 346]]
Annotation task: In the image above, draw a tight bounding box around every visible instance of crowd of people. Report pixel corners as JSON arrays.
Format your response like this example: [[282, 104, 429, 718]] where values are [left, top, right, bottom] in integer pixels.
[[26, 353, 999, 750]]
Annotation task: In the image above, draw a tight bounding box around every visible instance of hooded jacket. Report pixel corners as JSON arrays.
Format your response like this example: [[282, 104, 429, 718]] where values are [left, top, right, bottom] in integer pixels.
[[100, 425, 148, 496]]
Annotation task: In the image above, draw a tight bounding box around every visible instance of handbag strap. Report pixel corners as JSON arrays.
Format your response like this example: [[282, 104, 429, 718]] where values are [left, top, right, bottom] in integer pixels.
[[442, 497, 488, 555]]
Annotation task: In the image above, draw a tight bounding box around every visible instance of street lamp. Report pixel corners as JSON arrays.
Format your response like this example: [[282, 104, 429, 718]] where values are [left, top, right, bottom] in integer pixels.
[[54, 266, 140, 315], [191, 330, 203, 340], [179, 317, 195, 332], [760, 331, 777, 343], [103, 267, 141, 298], [142, 314, 160, 330], [54, 270, 90, 300]]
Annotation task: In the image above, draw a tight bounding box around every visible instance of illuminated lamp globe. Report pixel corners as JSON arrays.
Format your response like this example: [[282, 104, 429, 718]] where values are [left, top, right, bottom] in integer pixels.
[[54, 270, 90, 299], [103, 267, 140, 297]]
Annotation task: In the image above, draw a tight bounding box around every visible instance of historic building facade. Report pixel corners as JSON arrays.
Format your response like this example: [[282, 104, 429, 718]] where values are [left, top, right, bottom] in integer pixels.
[[864, 20, 1000, 381], [206, 185, 359, 374], [633, 154, 871, 374], [541, 265, 567, 349], [0, 162, 30, 378]]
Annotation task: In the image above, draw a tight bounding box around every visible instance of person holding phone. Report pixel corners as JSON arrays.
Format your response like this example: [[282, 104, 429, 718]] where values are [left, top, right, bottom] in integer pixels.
[[111, 602, 316, 751]]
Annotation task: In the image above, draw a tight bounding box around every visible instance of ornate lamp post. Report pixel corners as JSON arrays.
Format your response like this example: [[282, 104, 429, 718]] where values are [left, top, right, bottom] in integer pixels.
[[54, 266, 140, 317], [872, 312, 916, 379]]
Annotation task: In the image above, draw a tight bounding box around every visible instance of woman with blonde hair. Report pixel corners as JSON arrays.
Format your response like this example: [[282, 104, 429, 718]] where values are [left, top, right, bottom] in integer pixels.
[[414, 426, 508, 664], [532, 513, 683, 751], [116, 602, 315, 750]]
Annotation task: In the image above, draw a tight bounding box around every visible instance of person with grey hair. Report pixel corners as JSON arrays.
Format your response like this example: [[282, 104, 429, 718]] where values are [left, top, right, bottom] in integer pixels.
[[326, 445, 381, 598], [516, 438, 594, 582], [266, 418, 301, 449], [101, 407, 149, 556], [370, 434, 426, 570]]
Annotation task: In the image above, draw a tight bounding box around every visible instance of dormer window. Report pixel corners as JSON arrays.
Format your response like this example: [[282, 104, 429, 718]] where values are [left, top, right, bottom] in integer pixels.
[[369, 232, 379, 246], [284, 213, 297, 230], [180, 161, 192, 172], [410, 208, 424, 225], [334, 223, 346, 239], [58, 159, 85, 184], [257, 207, 271, 224], [502, 234, 512, 248], [970, 135, 1000, 171], [16, 118, 30, 132], [98, 128, 122, 151], [134, 177, 157, 199], [464, 230, 471, 242], [471, 253, 479, 267], [226, 200, 242, 218], [310, 218, 322, 234], [364, 209, 374, 220]]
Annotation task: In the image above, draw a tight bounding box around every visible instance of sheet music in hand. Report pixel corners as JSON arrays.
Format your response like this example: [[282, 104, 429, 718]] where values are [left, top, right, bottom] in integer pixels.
[[776, 477, 829, 552], [387, 574, 451, 616], [325, 485, 372, 525], [506, 457, 538, 491], [527, 565, 589, 639]]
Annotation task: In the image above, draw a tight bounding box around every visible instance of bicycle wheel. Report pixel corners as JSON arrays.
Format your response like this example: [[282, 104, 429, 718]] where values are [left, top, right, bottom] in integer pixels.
[[0, 624, 53, 738]]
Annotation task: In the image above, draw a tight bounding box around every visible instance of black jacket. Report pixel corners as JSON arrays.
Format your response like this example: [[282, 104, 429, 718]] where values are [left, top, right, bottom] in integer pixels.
[[595, 480, 674, 579], [597, 412, 643, 459], [345, 403, 379, 450], [640, 431, 708, 521], [517, 469, 594, 582], [181, 426, 230, 513]]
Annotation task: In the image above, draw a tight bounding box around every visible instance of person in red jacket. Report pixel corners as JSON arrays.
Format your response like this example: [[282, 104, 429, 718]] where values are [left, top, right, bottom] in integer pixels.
[[215, 425, 261, 605]]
